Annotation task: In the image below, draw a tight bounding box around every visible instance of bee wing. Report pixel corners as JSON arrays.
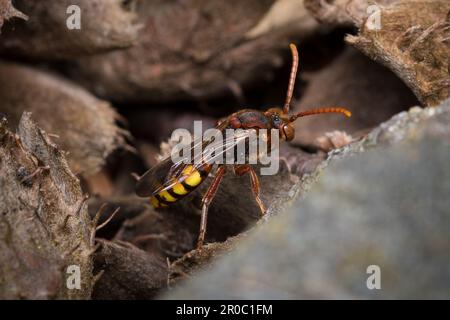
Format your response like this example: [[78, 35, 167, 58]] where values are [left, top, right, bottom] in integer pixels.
[[135, 126, 257, 197], [135, 135, 211, 197], [197, 128, 258, 164], [135, 157, 184, 197]]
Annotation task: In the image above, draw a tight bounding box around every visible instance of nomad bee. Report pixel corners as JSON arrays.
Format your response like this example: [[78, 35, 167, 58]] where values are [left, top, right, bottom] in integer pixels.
[[135, 44, 351, 248]]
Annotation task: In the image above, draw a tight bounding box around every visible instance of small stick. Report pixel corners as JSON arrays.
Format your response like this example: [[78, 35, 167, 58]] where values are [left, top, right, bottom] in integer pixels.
[[96, 207, 120, 231], [20, 165, 50, 183], [92, 270, 105, 287], [65, 241, 81, 258], [75, 194, 89, 216], [59, 213, 74, 230], [87, 243, 101, 257], [90, 203, 108, 246]]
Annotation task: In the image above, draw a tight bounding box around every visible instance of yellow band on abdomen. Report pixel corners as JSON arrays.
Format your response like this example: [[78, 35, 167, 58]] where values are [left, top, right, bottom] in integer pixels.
[[150, 165, 209, 209], [159, 190, 177, 202], [150, 196, 167, 208], [184, 170, 201, 187], [173, 182, 188, 195]]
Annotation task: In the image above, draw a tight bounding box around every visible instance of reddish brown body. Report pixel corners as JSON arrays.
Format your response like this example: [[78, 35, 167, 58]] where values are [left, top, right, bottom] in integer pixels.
[[227, 110, 271, 130], [135, 44, 351, 248]]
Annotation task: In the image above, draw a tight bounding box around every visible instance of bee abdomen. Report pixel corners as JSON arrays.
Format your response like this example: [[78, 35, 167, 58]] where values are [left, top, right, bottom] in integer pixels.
[[149, 164, 211, 208]]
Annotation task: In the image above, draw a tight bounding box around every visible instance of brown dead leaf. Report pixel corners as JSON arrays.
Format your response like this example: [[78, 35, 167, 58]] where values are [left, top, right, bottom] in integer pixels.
[[92, 240, 168, 300], [0, 62, 128, 175], [0, 0, 27, 31], [67, 0, 321, 103], [0, 0, 139, 59], [0, 113, 93, 299], [346, 0, 450, 106]]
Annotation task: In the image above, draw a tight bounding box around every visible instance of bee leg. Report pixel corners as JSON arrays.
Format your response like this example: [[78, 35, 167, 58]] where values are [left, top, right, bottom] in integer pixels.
[[248, 167, 267, 216], [234, 165, 267, 216], [197, 165, 226, 249]]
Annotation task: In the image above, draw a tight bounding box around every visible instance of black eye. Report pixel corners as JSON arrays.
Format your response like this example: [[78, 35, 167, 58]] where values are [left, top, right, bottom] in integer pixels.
[[272, 114, 281, 126]]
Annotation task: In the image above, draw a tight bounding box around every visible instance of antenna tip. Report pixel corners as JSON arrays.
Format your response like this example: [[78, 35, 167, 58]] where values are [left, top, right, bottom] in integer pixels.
[[343, 110, 352, 117]]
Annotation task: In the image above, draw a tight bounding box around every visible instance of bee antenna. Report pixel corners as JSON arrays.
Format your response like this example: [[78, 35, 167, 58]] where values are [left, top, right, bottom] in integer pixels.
[[289, 107, 352, 122], [283, 43, 299, 115]]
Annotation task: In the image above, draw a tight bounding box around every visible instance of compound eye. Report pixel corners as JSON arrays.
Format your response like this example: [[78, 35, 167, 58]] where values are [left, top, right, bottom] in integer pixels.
[[272, 114, 281, 127]]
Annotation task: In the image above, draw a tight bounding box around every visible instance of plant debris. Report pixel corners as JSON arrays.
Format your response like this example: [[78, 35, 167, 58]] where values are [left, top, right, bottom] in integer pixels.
[[0, 0, 139, 59], [67, 0, 323, 102], [0, 62, 128, 175], [0, 113, 93, 299], [0, 0, 27, 32]]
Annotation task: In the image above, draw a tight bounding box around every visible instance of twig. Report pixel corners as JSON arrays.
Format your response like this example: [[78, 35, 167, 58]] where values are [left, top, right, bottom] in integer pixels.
[[92, 270, 105, 287], [96, 206, 120, 231], [90, 203, 108, 246], [20, 165, 50, 183]]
